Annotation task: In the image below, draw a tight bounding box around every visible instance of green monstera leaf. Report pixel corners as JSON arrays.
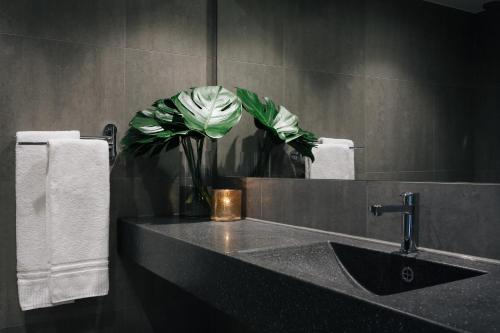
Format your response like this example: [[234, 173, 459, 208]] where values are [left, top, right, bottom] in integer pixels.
[[172, 86, 242, 139], [236, 87, 318, 161], [121, 98, 194, 156]]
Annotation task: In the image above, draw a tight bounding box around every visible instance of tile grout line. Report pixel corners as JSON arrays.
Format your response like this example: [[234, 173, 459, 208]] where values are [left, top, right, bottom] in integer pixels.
[[218, 57, 475, 89], [0, 32, 209, 60]]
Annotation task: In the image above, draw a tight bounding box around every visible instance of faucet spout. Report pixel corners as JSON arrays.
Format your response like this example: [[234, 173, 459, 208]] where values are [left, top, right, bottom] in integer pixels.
[[369, 192, 418, 254], [369, 204, 414, 216]]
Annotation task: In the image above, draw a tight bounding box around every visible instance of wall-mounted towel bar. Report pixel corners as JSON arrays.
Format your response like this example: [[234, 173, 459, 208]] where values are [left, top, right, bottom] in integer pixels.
[[17, 124, 118, 165]]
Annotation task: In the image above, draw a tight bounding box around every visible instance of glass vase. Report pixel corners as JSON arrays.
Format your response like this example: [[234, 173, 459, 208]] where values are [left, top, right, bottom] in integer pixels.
[[179, 136, 215, 218]]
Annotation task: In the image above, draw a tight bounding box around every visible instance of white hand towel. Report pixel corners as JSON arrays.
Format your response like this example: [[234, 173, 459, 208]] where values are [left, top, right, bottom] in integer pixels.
[[305, 137, 355, 180], [16, 131, 80, 311], [46, 139, 110, 303], [318, 137, 354, 147]]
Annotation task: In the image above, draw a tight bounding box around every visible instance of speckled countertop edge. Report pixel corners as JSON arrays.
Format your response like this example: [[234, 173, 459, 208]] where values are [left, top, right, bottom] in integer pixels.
[[120, 216, 500, 332]]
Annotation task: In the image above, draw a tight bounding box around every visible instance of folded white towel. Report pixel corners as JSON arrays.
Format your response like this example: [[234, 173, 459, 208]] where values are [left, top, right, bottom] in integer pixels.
[[318, 138, 354, 147], [305, 137, 355, 180], [16, 131, 80, 310], [46, 139, 110, 303]]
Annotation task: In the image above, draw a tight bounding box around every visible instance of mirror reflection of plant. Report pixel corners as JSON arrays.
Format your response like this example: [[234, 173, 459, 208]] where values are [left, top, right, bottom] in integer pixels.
[[121, 86, 242, 211], [236, 88, 318, 176]]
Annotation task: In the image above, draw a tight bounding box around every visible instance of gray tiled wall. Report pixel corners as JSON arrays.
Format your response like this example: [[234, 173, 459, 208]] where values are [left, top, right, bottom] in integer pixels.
[[216, 0, 475, 182], [473, 7, 500, 182], [0, 0, 226, 331], [230, 177, 500, 261]]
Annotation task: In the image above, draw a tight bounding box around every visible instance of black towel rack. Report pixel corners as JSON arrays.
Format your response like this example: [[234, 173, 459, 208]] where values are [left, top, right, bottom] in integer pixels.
[[16, 124, 118, 165]]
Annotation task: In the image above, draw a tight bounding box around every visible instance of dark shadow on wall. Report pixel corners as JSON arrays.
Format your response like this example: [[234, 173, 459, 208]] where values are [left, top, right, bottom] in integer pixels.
[[222, 134, 260, 177], [113, 149, 180, 217], [223, 131, 304, 178]]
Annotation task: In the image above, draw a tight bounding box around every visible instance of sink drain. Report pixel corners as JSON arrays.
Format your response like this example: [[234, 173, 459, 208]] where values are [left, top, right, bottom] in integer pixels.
[[401, 266, 414, 283]]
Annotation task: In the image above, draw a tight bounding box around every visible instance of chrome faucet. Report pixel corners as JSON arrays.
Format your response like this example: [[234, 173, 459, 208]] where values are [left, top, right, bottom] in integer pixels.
[[369, 192, 418, 254]]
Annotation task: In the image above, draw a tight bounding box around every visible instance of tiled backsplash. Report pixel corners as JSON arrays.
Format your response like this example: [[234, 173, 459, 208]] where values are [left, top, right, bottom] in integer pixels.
[[218, 177, 500, 260]]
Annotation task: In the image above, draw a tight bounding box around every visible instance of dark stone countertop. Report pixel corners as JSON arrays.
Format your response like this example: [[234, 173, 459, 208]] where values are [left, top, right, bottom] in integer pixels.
[[118, 217, 500, 333]]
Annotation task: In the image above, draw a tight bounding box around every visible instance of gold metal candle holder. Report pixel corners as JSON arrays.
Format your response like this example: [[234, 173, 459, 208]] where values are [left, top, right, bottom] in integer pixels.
[[211, 189, 242, 222]]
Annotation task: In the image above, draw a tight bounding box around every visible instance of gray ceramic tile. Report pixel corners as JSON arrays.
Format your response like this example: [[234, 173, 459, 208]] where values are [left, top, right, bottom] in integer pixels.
[[284, 0, 365, 76], [217, 60, 284, 103], [259, 178, 367, 237], [123, 48, 206, 180], [433, 170, 473, 183], [79, 47, 126, 140], [16, 39, 124, 135], [125, 48, 208, 117], [217, 60, 284, 177], [217, 113, 259, 177], [243, 178, 261, 219], [434, 85, 473, 174], [0, 0, 125, 47], [111, 148, 180, 180], [365, 171, 436, 182], [354, 148, 366, 181], [473, 11, 500, 86], [217, 0, 284, 66], [0, 35, 23, 137], [418, 183, 500, 259], [0, 137, 15, 182], [366, 181, 500, 259], [115, 176, 179, 217], [126, 0, 209, 57], [474, 170, 500, 183], [473, 84, 500, 182], [260, 178, 289, 223], [284, 69, 365, 146], [364, 0, 472, 85], [364, 0, 404, 81], [16, 38, 67, 131], [0, 181, 16, 329], [295, 179, 367, 237], [0, 180, 27, 330], [364, 77, 435, 174]]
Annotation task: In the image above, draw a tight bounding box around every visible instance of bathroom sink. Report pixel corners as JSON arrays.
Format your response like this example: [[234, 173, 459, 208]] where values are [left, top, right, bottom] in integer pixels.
[[238, 242, 486, 296], [331, 242, 486, 295]]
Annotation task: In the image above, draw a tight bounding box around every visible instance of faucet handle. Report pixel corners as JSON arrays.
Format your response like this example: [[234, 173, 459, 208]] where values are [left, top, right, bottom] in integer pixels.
[[369, 204, 383, 216], [400, 192, 416, 205]]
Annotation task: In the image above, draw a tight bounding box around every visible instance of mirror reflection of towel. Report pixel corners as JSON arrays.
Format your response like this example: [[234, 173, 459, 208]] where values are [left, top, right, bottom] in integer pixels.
[[305, 138, 355, 180]]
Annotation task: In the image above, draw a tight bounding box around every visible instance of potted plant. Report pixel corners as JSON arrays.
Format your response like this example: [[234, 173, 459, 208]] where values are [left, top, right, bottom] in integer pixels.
[[122, 86, 242, 217], [122, 86, 317, 217]]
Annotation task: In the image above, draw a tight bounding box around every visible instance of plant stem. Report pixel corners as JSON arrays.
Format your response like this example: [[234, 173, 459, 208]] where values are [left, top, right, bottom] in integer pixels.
[[254, 130, 273, 177], [181, 136, 210, 205]]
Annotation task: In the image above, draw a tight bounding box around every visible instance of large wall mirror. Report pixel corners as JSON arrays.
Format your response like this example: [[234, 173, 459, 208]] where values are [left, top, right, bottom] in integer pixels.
[[215, 0, 500, 183]]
